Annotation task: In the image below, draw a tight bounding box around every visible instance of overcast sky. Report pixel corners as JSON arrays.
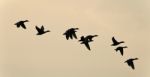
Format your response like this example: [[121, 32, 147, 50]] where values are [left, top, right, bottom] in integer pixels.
[[0, 0, 150, 77]]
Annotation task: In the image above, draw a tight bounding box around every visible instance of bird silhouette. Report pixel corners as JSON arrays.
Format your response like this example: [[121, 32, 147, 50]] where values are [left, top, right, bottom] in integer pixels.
[[79, 36, 91, 50], [79, 35, 98, 50], [63, 28, 79, 40], [111, 37, 124, 46], [125, 58, 138, 70], [115, 46, 127, 56], [14, 20, 29, 29], [35, 25, 50, 35], [86, 35, 98, 42]]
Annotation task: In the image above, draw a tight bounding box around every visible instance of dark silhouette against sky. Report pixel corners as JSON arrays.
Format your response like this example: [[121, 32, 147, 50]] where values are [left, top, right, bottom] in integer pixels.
[[79, 36, 91, 50], [115, 46, 128, 56], [63, 28, 79, 40], [14, 20, 29, 29], [86, 35, 98, 41], [35, 25, 50, 35], [79, 35, 98, 50], [13, 19, 138, 70], [111, 37, 124, 46], [125, 58, 138, 70]]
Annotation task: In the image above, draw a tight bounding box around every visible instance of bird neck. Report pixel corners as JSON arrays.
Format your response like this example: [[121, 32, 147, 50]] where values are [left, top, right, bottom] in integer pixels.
[[123, 46, 127, 48], [119, 41, 124, 43], [45, 30, 50, 32]]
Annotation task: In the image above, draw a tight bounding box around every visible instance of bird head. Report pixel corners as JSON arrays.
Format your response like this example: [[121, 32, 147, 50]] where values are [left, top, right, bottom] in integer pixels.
[[134, 58, 138, 60], [75, 28, 79, 30], [24, 20, 29, 22]]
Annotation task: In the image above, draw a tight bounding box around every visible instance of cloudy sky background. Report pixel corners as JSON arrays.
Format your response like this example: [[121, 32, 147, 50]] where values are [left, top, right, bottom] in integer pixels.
[[0, 0, 150, 77]]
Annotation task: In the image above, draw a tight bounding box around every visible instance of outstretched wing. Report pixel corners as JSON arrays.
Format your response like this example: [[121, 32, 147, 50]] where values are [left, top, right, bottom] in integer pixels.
[[65, 33, 70, 40], [70, 34, 73, 39], [63, 30, 70, 40], [41, 25, 44, 31], [112, 37, 118, 43], [128, 61, 135, 70], [21, 23, 26, 29], [84, 42, 91, 50], [119, 48, 124, 56], [35, 26, 41, 32], [72, 33, 77, 39]]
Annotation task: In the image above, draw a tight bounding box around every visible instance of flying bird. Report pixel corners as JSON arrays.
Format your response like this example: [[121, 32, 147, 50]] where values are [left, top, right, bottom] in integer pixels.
[[63, 28, 79, 40], [79, 36, 91, 50], [111, 37, 124, 46], [14, 20, 29, 29], [35, 25, 50, 35], [115, 46, 127, 56], [86, 35, 98, 42], [124, 58, 138, 70], [79, 35, 98, 50]]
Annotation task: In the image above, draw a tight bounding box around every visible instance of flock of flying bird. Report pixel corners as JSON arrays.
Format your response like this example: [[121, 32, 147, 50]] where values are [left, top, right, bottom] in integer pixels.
[[14, 20, 139, 70]]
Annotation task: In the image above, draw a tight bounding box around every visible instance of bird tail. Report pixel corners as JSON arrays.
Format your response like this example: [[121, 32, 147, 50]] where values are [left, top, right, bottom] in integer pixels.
[[114, 49, 118, 51], [124, 61, 127, 63], [14, 22, 18, 25]]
